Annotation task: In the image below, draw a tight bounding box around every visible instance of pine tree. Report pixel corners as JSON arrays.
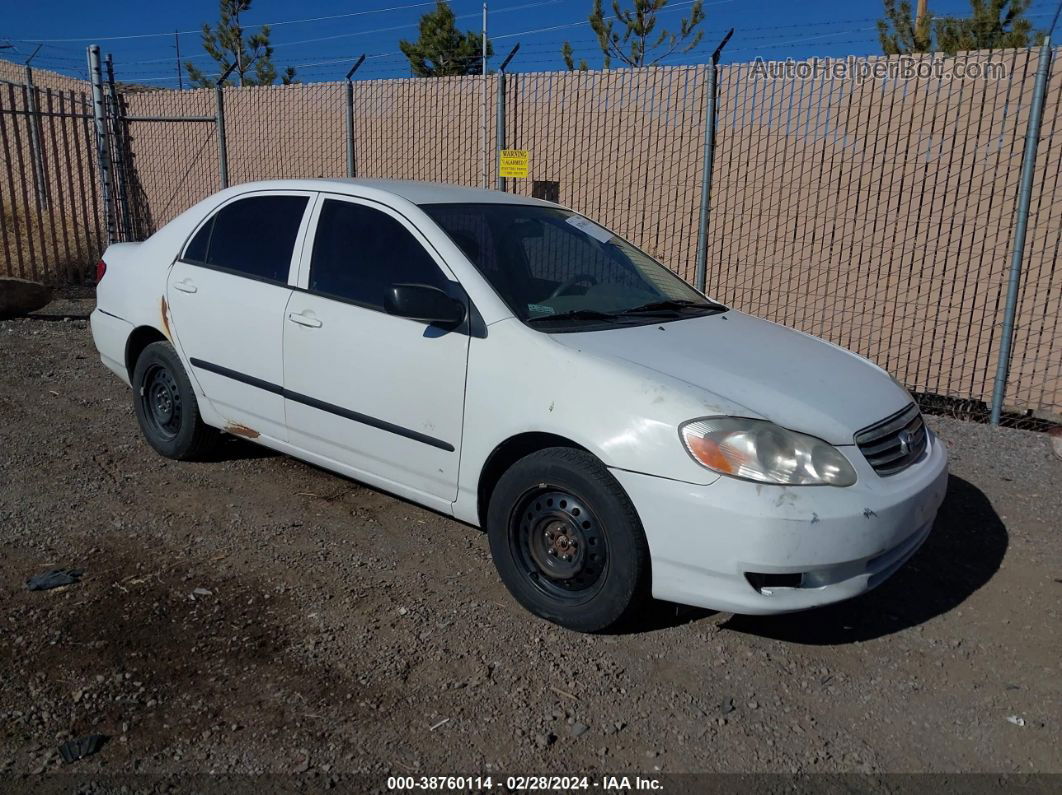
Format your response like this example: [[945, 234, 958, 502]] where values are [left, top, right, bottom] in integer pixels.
[[935, 0, 1035, 53], [399, 1, 493, 77], [878, 0, 1036, 56], [562, 41, 588, 72], [563, 0, 705, 70], [185, 0, 296, 88]]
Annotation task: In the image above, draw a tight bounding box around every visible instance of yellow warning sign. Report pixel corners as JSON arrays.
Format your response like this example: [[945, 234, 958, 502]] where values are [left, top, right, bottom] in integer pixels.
[[499, 149, 529, 178]]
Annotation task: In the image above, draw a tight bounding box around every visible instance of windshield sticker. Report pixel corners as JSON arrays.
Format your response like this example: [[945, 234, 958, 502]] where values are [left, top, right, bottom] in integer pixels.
[[528, 303, 556, 315], [565, 215, 614, 243]]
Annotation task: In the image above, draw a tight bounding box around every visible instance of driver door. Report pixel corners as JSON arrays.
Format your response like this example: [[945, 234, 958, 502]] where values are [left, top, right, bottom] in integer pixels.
[[282, 194, 470, 508]]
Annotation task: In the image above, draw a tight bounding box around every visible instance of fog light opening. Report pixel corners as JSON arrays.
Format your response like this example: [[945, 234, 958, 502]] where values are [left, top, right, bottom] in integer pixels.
[[745, 571, 804, 594]]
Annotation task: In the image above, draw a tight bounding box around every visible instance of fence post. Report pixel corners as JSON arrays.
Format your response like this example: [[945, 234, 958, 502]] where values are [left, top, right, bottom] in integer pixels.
[[495, 44, 520, 193], [87, 44, 115, 247], [345, 55, 365, 178], [990, 37, 1053, 426], [345, 80, 355, 178], [495, 72, 506, 192], [215, 86, 229, 189], [481, 1, 489, 189], [23, 62, 48, 210], [105, 53, 132, 240], [694, 29, 734, 294], [214, 64, 236, 189]]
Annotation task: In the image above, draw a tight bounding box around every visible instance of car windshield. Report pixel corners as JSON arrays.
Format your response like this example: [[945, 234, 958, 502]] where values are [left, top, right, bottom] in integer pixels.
[[421, 203, 725, 330]]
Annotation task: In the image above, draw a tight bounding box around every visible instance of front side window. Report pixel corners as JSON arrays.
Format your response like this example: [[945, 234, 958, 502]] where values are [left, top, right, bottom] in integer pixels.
[[308, 199, 449, 309], [183, 194, 309, 283], [422, 203, 724, 331]]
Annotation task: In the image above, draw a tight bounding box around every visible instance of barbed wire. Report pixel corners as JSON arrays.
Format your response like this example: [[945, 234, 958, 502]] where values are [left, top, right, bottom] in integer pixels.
[[3, 0, 457, 43], [10, 3, 1060, 87]]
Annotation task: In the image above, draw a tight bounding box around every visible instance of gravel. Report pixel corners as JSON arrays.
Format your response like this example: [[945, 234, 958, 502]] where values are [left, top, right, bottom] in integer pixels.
[[0, 297, 1059, 776]]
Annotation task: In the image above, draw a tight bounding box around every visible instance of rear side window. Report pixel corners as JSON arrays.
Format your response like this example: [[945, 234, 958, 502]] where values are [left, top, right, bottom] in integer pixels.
[[309, 199, 449, 309], [183, 195, 308, 283]]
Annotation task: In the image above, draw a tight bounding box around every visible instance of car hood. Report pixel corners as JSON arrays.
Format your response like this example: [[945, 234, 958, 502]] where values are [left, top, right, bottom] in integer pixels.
[[552, 310, 912, 445]]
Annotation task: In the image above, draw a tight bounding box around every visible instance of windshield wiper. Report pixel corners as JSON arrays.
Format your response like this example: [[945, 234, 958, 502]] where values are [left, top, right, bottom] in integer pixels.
[[616, 298, 726, 315], [526, 309, 621, 324]]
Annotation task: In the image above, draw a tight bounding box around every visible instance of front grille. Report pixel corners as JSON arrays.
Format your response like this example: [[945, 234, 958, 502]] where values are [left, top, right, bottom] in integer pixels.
[[855, 403, 927, 476]]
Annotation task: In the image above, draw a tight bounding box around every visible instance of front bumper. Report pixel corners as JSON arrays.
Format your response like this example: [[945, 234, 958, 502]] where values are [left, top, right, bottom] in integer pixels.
[[611, 430, 949, 615]]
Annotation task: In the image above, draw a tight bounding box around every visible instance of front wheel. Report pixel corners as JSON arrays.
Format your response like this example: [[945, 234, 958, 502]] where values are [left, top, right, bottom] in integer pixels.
[[132, 340, 219, 460], [487, 448, 650, 633]]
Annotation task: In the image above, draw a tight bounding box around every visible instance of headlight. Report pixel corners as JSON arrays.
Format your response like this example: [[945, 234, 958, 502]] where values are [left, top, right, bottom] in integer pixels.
[[680, 417, 857, 486]]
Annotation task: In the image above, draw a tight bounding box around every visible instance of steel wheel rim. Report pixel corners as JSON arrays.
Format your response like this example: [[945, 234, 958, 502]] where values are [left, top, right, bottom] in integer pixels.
[[141, 363, 182, 441], [511, 488, 608, 603]]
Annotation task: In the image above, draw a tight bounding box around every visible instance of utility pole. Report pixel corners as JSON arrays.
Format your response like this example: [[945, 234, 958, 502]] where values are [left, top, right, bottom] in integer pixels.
[[482, 1, 488, 188], [234, 2, 244, 87], [175, 31, 184, 90], [915, 0, 930, 49]]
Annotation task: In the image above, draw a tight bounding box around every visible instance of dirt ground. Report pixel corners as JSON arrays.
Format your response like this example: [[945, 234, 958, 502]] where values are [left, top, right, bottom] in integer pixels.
[[1, 296, 1060, 783]]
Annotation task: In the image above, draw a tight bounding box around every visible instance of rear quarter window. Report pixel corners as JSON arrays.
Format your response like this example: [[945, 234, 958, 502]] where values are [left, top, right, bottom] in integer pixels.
[[183, 195, 309, 284]]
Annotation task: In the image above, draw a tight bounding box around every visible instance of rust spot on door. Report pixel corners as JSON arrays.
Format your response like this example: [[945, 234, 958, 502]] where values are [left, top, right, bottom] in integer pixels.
[[225, 422, 260, 439], [160, 296, 171, 339]]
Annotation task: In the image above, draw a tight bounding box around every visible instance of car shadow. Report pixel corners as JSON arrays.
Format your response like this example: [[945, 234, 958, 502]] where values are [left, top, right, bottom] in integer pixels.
[[614, 601, 718, 635], [720, 474, 1007, 645], [193, 439, 1005, 643]]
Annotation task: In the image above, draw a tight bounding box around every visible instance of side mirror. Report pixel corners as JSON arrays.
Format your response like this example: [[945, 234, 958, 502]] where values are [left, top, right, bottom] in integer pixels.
[[385, 283, 466, 326]]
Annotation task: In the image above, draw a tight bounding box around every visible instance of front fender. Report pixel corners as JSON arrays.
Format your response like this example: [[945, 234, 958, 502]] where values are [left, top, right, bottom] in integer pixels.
[[453, 319, 730, 523]]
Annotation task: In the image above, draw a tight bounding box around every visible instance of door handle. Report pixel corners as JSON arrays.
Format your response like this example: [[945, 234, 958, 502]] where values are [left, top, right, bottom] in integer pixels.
[[172, 280, 197, 294], [288, 311, 322, 328]]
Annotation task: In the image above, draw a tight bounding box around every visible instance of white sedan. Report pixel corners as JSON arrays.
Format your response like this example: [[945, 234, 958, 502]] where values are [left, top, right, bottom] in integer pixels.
[[90, 179, 948, 632]]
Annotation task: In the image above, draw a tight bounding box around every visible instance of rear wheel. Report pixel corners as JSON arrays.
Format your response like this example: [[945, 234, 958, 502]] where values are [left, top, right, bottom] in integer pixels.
[[487, 447, 650, 633], [132, 341, 219, 460]]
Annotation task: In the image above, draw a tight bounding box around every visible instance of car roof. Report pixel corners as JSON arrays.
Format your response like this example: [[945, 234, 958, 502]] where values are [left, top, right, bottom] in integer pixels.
[[229, 178, 557, 207]]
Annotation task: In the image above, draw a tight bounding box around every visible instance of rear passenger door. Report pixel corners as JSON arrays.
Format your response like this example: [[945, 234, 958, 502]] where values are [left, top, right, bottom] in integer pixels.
[[282, 194, 470, 507], [166, 191, 314, 441]]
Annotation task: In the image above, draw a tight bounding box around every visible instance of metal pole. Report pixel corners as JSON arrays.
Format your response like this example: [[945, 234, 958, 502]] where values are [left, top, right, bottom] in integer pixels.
[[233, 5, 244, 87], [990, 36, 1053, 425], [496, 72, 506, 192], [106, 53, 131, 240], [175, 31, 183, 91], [481, 1, 488, 188], [495, 44, 520, 193], [345, 81, 355, 178], [694, 29, 734, 294], [23, 45, 48, 210], [345, 55, 365, 178], [215, 86, 229, 189], [215, 62, 236, 189], [87, 44, 115, 246]]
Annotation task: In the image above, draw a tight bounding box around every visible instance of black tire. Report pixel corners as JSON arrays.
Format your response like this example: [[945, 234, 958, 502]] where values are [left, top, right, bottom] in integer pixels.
[[487, 447, 651, 633], [132, 340, 219, 460]]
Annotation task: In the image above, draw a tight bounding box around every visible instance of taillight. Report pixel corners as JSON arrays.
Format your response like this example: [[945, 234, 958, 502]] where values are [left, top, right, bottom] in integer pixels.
[[96, 259, 107, 283]]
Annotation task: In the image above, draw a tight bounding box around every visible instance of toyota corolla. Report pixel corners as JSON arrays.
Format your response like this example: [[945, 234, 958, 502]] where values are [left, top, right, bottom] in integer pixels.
[[90, 179, 948, 632]]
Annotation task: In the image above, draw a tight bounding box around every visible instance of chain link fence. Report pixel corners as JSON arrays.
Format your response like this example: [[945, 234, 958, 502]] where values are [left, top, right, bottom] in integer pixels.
[[0, 48, 1059, 423], [0, 79, 102, 284], [704, 48, 1062, 421]]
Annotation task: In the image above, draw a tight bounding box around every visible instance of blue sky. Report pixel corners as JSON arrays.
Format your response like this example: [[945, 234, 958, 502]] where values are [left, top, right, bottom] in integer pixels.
[[1, 0, 1055, 87]]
